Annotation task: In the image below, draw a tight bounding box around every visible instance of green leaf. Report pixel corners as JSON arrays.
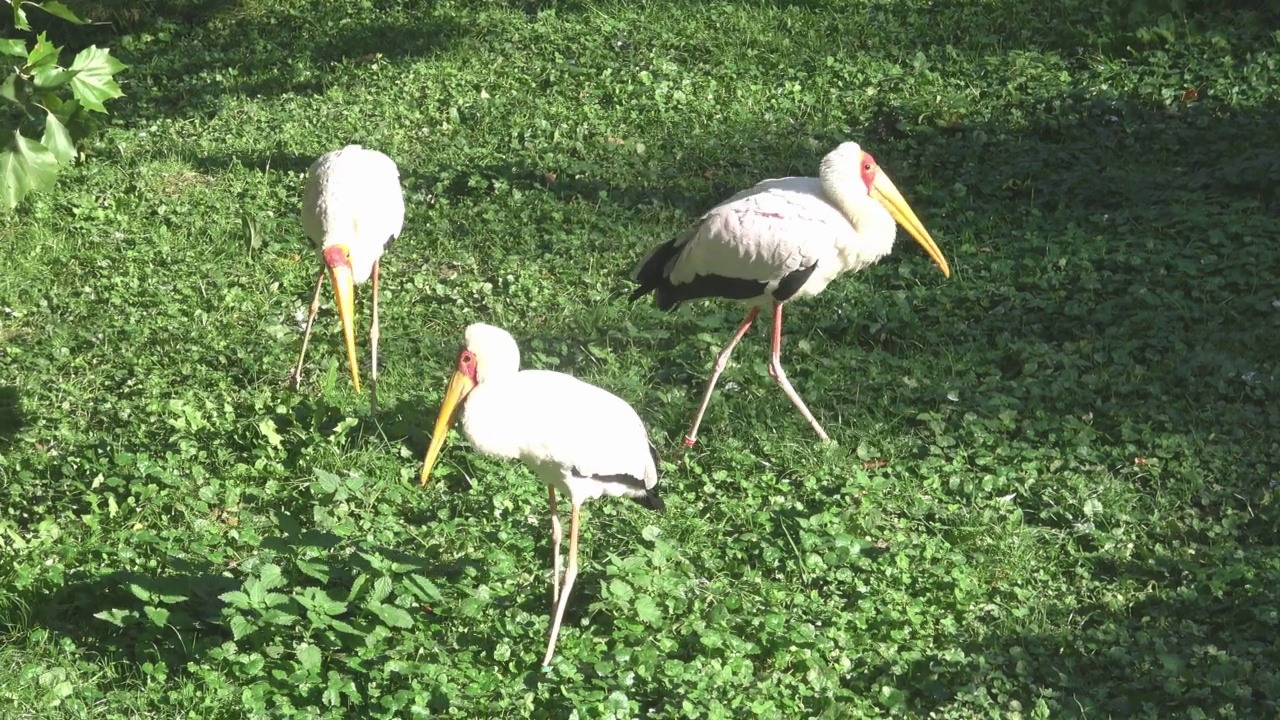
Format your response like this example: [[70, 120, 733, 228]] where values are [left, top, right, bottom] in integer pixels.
[[633, 594, 661, 624], [0, 74, 20, 107], [24, 33, 60, 72], [220, 590, 252, 609], [128, 583, 152, 602], [144, 606, 171, 627], [12, 4, 29, 32], [0, 39, 26, 57], [257, 418, 283, 449], [256, 563, 286, 592], [261, 609, 300, 625], [33, 1, 87, 24], [67, 45, 126, 113], [405, 574, 444, 603], [40, 110, 73, 165], [229, 615, 256, 640], [369, 602, 413, 629], [608, 578, 634, 602], [294, 587, 347, 616], [0, 130, 60, 209], [370, 575, 392, 604], [33, 67, 74, 90], [324, 617, 361, 635], [316, 469, 341, 493], [296, 643, 322, 673], [93, 608, 136, 627], [296, 558, 331, 583]]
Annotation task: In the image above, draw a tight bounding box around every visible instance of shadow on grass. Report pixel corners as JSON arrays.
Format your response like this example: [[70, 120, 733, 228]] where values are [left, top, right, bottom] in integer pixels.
[[0, 385, 21, 450], [54, 0, 472, 121], [534, 90, 1280, 720], [852, 544, 1280, 716], [0, 382, 615, 709], [6, 0, 1279, 715]]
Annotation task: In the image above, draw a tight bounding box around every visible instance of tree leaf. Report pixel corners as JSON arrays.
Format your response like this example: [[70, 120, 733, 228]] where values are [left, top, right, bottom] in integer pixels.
[[0, 39, 27, 57], [33, 67, 75, 90], [0, 74, 21, 107], [67, 45, 125, 113], [0, 132, 57, 209], [33, 1, 87, 24], [40, 110, 74, 165], [25, 33, 60, 72], [12, 4, 29, 32], [296, 643, 322, 673]]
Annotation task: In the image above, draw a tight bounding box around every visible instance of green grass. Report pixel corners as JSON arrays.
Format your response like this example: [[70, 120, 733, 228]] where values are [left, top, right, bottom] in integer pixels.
[[2, 0, 1279, 716]]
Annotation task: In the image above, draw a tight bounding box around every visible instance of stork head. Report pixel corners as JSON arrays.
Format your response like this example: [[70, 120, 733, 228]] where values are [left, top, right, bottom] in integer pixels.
[[419, 323, 521, 486], [822, 141, 951, 278], [322, 243, 361, 392]]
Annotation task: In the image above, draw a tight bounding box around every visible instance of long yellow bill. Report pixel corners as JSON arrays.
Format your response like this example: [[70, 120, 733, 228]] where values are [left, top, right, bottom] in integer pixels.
[[419, 369, 476, 486], [871, 173, 951, 278], [327, 262, 361, 393]]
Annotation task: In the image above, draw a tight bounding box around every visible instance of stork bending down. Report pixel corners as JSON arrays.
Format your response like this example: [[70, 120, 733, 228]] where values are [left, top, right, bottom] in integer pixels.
[[294, 144, 405, 413]]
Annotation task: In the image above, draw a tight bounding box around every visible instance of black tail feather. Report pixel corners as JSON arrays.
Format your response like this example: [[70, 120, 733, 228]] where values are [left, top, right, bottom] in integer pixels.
[[629, 236, 684, 309], [631, 488, 665, 512]]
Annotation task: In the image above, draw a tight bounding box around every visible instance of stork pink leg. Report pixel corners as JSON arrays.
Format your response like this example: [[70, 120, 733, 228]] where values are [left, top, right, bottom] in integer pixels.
[[548, 487, 563, 605], [767, 303, 830, 441], [684, 307, 761, 447], [291, 268, 327, 389], [369, 259, 380, 415], [542, 503, 580, 668]]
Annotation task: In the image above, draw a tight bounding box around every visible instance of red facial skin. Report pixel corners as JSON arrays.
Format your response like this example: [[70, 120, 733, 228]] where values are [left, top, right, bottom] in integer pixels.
[[859, 152, 878, 194], [457, 349, 478, 385], [322, 245, 350, 270]]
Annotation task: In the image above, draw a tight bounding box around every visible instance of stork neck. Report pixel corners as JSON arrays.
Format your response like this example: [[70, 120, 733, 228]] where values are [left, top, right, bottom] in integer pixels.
[[820, 172, 897, 260]]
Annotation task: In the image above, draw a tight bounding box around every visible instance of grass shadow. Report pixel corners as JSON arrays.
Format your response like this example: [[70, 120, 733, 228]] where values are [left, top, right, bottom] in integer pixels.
[[0, 385, 21, 450]]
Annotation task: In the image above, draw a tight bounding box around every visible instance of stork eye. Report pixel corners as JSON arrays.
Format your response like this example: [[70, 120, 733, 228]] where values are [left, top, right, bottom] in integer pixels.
[[863, 162, 873, 172], [460, 352, 475, 365]]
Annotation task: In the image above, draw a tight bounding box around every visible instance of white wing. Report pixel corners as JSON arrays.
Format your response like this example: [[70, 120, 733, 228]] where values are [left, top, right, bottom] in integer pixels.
[[302, 145, 406, 282], [666, 177, 853, 287], [462, 369, 657, 490]]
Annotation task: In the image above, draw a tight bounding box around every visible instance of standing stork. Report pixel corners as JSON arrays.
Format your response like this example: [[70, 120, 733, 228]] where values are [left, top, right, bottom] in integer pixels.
[[629, 141, 951, 446], [418, 323, 664, 668], [293, 144, 405, 414]]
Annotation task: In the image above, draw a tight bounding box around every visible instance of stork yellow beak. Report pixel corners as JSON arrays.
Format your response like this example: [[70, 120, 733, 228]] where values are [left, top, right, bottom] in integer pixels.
[[327, 261, 361, 393], [871, 173, 951, 278], [419, 369, 476, 486]]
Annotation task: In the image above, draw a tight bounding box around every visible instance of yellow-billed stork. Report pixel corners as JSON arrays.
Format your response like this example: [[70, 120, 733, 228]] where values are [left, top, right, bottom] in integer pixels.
[[418, 323, 664, 668], [293, 144, 405, 413], [629, 141, 951, 446]]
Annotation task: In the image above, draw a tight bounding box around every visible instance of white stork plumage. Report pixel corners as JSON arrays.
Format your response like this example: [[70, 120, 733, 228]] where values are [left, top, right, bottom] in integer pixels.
[[293, 144, 406, 413], [418, 323, 664, 668], [629, 141, 951, 446]]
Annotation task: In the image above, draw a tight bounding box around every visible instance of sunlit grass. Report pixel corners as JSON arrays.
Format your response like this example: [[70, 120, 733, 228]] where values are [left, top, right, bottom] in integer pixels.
[[0, 0, 1278, 717]]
